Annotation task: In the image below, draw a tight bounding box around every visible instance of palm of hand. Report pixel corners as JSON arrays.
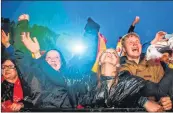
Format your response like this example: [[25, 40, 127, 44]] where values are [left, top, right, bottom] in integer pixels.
[[21, 33, 40, 53]]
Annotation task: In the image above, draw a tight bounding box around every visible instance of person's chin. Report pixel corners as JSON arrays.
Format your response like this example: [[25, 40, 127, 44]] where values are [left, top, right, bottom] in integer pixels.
[[131, 54, 140, 59]]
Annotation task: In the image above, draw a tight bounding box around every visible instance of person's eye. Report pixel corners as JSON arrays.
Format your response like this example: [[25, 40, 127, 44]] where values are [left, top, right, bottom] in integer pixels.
[[9, 65, 15, 69]]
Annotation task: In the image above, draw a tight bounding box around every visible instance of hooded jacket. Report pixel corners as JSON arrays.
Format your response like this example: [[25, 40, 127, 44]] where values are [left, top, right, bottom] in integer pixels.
[[4, 20, 72, 109]]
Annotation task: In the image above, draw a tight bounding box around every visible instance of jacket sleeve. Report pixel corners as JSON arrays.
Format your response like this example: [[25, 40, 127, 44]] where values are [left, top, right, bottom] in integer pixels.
[[138, 96, 148, 107], [127, 25, 135, 33], [12, 20, 66, 87], [4, 20, 29, 60], [156, 68, 173, 98], [5, 45, 15, 60]]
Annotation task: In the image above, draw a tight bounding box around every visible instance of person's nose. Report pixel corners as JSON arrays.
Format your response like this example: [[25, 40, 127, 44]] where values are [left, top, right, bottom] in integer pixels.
[[107, 53, 112, 57]]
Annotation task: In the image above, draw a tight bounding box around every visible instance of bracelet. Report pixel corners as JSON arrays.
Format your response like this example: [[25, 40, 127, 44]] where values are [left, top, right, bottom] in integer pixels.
[[32, 50, 41, 59]]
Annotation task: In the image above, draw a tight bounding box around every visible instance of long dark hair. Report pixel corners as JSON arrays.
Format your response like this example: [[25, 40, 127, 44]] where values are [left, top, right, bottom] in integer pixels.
[[42, 49, 66, 73]]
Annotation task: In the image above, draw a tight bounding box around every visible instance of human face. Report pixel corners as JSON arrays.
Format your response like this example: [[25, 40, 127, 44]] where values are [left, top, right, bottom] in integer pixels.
[[2, 60, 18, 82], [45, 50, 61, 71], [161, 53, 170, 64], [123, 35, 142, 59], [99, 49, 119, 66]]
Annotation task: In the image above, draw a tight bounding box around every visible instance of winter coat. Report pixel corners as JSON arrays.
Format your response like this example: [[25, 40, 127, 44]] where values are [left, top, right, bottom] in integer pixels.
[[120, 54, 164, 83], [79, 71, 148, 108], [5, 20, 72, 109], [1, 75, 33, 112]]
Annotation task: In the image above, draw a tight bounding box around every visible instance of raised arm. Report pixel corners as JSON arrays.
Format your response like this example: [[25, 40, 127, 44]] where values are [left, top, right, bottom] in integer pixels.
[[127, 16, 140, 33]]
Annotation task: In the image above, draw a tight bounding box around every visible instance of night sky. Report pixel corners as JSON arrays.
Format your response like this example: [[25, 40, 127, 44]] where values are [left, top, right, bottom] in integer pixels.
[[2, 1, 173, 48]]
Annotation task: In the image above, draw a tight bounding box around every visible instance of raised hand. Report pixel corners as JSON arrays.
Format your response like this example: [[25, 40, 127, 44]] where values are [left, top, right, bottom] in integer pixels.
[[132, 16, 140, 26], [21, 32, 40, 54], [18, 14, 29, 21], [151, 31, 167, 45], [1, 30, 10, 48]]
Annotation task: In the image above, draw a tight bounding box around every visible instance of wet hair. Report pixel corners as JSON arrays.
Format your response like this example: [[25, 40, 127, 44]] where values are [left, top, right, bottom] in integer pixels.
[[121, 32, 140, 47], [97, 49, 120, 88], [42, 49, 66, 73]]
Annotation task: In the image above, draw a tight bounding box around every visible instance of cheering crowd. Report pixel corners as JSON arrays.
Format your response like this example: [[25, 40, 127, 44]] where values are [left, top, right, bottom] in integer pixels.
[[1, 14, 173, 112]]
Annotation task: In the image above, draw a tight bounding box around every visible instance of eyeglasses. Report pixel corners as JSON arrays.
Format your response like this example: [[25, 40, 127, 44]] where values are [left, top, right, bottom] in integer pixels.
[[2, 65, 15, 70]]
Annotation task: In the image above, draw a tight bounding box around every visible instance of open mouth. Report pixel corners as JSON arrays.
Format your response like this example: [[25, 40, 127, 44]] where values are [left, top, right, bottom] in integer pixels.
[[132, 48, 139, 52], [52, 64, 57, 67]]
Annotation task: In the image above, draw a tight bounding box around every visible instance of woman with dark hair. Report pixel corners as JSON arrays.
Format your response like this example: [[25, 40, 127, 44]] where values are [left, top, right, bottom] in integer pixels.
[[1, 15, 72, 109], [1, 58, 33, 112]]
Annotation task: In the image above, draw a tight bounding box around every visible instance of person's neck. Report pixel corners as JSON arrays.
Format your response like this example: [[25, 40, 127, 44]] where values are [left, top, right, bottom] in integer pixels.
[[7, 76, 18, 84], [101, 63, 116, 76], [127, 56, 140, 64]]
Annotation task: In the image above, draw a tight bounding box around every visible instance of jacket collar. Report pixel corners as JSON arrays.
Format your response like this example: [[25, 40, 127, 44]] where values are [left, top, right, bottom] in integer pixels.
[[121, 53, 146, 65], [100, 75, 115, 81]]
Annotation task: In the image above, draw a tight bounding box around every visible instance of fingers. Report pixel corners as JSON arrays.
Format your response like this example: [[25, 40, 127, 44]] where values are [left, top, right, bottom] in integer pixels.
[[160, 97, 170, 103], [157, 31, 167, 36], [160, 97, 172, 110], [21, 32, 26, 41], [18, 14, 29, 21], [1, 30, 7, 38], [21, 32, 31, 41], [33, 37, 40, 48], [10, 103, 22, 111], [33, 37, 38, 43], [10, 103, 17, 111], [135, 16, 140, 21], [26, 32, 30, 39], [160, 38, 169, 42], [157, 106, 164, 112]]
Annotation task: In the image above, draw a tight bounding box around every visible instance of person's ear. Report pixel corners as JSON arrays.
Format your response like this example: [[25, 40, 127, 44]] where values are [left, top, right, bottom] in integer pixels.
[[122, 47, 126, 53]]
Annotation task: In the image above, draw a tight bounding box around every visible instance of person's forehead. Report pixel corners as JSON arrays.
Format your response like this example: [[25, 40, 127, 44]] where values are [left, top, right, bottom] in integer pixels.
[[126, 35, 140, 41], [46, 50, 60, 57], [105, 49, 115, 53], [3, 60, 14, 65]]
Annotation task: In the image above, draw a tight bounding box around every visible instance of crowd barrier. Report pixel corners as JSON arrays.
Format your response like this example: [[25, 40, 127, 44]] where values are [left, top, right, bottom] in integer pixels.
[[21, 108, 146, 112]]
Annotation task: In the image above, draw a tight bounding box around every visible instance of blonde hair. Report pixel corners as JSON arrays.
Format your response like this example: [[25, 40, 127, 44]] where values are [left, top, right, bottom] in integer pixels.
[[121, 32, 140, 47], [97, 49, 120, 88]]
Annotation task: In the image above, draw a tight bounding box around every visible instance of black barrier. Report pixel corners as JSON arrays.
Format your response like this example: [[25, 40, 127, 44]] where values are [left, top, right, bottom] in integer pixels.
[[21, 108, 146, 112]]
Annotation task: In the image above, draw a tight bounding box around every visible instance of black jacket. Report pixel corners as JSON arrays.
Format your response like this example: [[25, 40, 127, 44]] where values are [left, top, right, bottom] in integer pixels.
[[1, 75, 33, 110], [5, 20, 72, 109], [79, 71, 147, 108], [13, 50, 72, 109]]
